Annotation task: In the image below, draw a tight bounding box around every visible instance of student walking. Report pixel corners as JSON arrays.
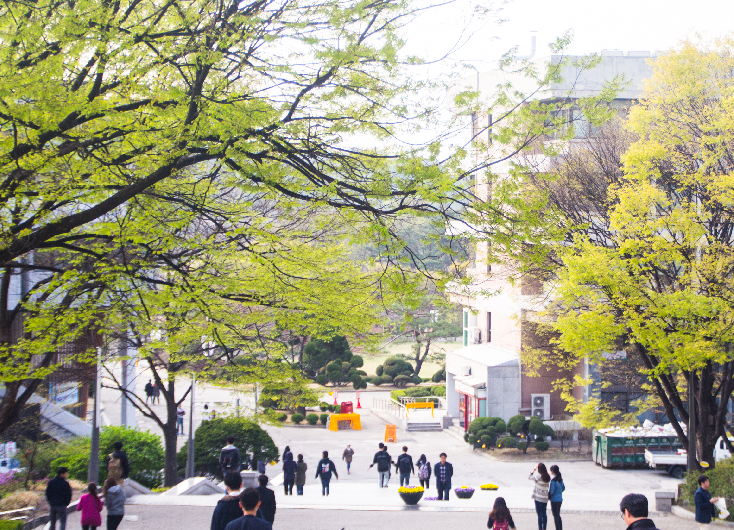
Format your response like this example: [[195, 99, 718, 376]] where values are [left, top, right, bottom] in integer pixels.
[[529, 463, 551, 530], [144, 381, 153, 404], [176, 405, 185, 435], [103, 477, 125, 530], [695, 474, 719, 529], [282, 452, 297, 495], [211, 473, 244, 530], [342, 445, 354, 474], [417, 454, 431, 490], [223, 488, 272, 530], [395, 446, 414, 487], [153, 383, 161, 404], [106, 442, 130, 486], [45, 467, 72, 530], [256, 475, 276, 524], [220, 436, 242, 477], [549, 465, 565, 530], [368, 443, 392, 488], [434, 453, 453, 501], [487, 497, 516, 530], [77, 483, 103, 530], [315, 450, 338, 496], [295, 454, 308, 495]]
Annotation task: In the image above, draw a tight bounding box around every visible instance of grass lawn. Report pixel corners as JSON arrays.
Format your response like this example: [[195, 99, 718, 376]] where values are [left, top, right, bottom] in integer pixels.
[[360, 340, 462, 378]]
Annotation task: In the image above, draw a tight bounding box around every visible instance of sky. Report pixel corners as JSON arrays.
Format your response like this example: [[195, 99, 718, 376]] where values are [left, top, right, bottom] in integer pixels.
[[405, 0, 734, 73]]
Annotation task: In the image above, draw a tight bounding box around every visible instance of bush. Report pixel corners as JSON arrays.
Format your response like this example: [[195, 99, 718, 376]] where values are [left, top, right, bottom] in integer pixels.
[[681, 458, 734, 519], [411, 375, 422, 385], [380, 375, 393, 384], [464, 433, 469, 443], [0, 491, 39, 511], [468, 434, 478, 445], [51, 426, 165, 489], [517, 442, 528, 451], [431, 385, 446, 397], [276, 413, 288, 422], [291, 413, 304, 424], [432, 368, 446, 382], [18, 439, 64, 481], [498, 436, 517, 449], [535, 441, 550, 452], [507, 415, 526, 436], [375, 365, 384, 377], [370, 377, 381, 386], [350, 355, 364, 368], [404, 387, 431, 397], [393, 375, 411, 387], [467, 417, 506, 437], [176, 417, 278, 480], [382, 357, 414, 378], [320, 414, 328, 425], [315, 374, 328, 386], [480, 435, 493, 447], [306, 413, 319, 425], [319, 402, 329, 411], [332, 404, 341, 413], [0, 520, 25, 530]]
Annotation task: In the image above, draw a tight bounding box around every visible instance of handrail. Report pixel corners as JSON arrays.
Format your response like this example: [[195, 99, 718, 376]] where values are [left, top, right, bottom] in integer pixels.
[[0, 505, 35, 522]]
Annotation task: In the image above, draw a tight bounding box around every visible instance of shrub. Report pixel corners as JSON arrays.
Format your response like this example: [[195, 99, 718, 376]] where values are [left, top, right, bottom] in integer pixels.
[[535, 441, 550, 452], [498, 436, 517, 449], [404, 387, 430, 397], [319, 402, 329, 411], [18, 439, 64, 481], [306, 413, 319, 425], [464, 433, 469, 443], [681, 458, 734, 519], [0, 491, 39, 511], [375, 365, 384, 377], [291, 413, 304, 424], [480, 435, 493, 447], [332, 404, 341, 413], [507, 415, 526, 436], [350, 355, 364, 368], [320, 414, 328, 425], [517, 442, 528, 451], [370, 377, 381, 386], [380, 375, 393, 384], [382, 357, 414, 378], [0, 520, 25, 530], [468, 434, 478, 445], [315, 375, 328, 386], [393, 375, 411, 387], [432, 368, 446, 382], [411, 375, 422, 385], [431, 386, 446, 397], [176, 417, 278, 480], [276, 413, 288, 422], [468, 417, 506, 437], [51, 426, 164, 489]]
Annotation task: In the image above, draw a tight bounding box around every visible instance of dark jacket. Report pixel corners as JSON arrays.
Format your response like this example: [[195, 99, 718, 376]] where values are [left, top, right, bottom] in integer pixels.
[[396, 453, 414, 474], [256, 485, 276, 524], [45, 475, 72, 507], [487, 515, 515, 529], [224, 515, 272, 530], [695, 486, 714, 523], [433, 462, 453, 487], [282, 453, 297, 481], [111, 450, 130, 479], [295, 461, 308, 486], [220, 446, 242, 473], [372, 451, 392, 472], [625, 520, 660, 530], [211, 495, 243, 530], [549, 478, 565, 502], [315, 458, 338, 480]]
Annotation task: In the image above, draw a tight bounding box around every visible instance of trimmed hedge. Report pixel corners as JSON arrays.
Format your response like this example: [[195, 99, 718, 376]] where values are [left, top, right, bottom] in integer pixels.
[[320, 414, 328, 425], [535, 441, 550, 451], [291, 413, 304, 424], [276, 413, 288, 422], [306, 413, 319, 425], [498, 436, 517, 448]]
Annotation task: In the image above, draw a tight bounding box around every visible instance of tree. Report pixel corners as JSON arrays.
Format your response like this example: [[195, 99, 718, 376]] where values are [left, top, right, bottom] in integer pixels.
[[548, 39, 734, 469], [303, 336, 366, 388]]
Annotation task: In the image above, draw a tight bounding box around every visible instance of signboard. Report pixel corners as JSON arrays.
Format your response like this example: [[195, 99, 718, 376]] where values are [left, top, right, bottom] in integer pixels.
[[385, 424, 397, 442], [455, 378, 485, 397]]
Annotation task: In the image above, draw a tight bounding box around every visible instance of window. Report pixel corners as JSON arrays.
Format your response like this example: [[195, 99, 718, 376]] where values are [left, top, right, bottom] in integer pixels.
[[463, 310, 468, 328], [463, 329, 468, 347], [487, 312, 492, 343]]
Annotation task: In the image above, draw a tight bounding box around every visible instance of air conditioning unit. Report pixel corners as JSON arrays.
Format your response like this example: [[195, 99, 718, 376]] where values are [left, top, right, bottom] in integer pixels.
[[469, 327, 482, 344], [531, 394, 550, 421], [461, 365, 471, 376]]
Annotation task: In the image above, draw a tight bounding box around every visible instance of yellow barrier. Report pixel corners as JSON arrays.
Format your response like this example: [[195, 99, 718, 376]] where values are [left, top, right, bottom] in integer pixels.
[[385, 424, 397, 442], [405, 402, 434, 417], [328, 413, 362, 431]]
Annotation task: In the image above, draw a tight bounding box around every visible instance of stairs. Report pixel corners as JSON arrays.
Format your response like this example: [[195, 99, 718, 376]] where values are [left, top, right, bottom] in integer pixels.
[[406, 422, 442, 432], [444, 425, 467, 442]]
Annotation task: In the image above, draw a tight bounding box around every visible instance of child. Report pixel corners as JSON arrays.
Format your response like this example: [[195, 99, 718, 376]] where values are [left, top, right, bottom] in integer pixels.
[[76, 483, 103, 530], [487, 497, 516, 530]]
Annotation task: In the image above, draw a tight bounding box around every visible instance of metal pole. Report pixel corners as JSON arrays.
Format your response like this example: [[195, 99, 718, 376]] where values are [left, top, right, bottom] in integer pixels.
[[88, 347, 102, 484], [185, 374, 196, 478], [688, 370, 697, 472]]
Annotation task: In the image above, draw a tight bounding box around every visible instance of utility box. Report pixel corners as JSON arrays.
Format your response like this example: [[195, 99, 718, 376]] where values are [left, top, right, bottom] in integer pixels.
[[341, 402, 353, 414], [655, 491, 675, 512]]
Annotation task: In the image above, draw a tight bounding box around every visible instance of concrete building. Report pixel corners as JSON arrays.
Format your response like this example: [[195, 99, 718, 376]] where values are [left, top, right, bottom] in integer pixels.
[[446, 49, 658, 430]]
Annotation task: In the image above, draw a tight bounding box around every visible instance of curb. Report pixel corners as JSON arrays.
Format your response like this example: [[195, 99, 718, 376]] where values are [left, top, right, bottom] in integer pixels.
[[672, 505, 734, 527]]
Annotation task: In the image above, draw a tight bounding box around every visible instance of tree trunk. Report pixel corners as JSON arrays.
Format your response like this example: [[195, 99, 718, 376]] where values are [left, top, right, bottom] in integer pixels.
[[413, 338, 431, 376]]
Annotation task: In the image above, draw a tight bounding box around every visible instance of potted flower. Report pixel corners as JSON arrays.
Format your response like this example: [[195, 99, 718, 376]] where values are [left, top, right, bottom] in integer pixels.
[[454, 486, 475, 499], [480, 484, 499, 491], [398, 486, 424, 505]]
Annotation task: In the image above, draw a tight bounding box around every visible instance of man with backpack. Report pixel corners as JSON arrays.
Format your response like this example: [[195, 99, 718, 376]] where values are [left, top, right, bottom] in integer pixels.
[[315, 450, 338, 496], [220, 436, 242, 477], [106, 441, 130, 486], [395, 446, 414, 487], [368, 442, 393, 488]]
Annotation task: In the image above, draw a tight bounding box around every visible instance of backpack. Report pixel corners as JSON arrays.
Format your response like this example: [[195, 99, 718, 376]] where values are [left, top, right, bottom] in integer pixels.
[[419, 462, 429, 479], [376, 453, 390, 472], [492, 520, 509, 530]]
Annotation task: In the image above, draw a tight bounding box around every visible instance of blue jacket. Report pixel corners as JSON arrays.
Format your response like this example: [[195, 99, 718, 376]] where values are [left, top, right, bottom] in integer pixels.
[[549, 478, 565, 502], [695, 486, 714, 523]]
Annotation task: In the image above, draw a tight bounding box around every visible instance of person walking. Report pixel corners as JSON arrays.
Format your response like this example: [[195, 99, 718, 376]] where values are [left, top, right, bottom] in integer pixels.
[[417, 454, 431, 490], [695, 475, 719, 529], [342, 445, 354, 474], [434, 453, 453, 501], [220, 436, 242, 477], [224, 489, 272, 530], [144, 380, 153, 404], [549, 465, 565, 530], [77, 483, 103, 530], [103, 477, 125, 530], [153, 382, 161, 404], [368, 443, 392, 488], [283, 446, 293, 462], [295, 454, 307, 495], [315, 450, 338, 496], [106, 442, 130, 486], [529, 463, 551, 530], [255, 475, 276, 524], [282, 452, 297, 495], [45, 466, 72, 530], [620, 493, 661, 530], [211, 473, 244, 530], [176, 404, 185, 435], [487, 497, 516, 530], [395, 446, 414, 487], [257, 459, 266, 475]]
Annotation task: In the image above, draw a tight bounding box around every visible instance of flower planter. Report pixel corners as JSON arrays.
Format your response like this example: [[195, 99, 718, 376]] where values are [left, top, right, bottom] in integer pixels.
[[454, 488, 475, 499], [399, 491, 424, 505]]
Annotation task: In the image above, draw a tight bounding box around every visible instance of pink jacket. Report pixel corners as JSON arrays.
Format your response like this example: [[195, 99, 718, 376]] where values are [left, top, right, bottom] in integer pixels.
[[76, 492, 103, 526]]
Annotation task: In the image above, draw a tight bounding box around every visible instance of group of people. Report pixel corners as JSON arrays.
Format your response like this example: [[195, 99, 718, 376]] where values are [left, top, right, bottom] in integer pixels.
[[368, 444, 452, 500], [45, 442, 130, 530], [143, 380, 163, 405]]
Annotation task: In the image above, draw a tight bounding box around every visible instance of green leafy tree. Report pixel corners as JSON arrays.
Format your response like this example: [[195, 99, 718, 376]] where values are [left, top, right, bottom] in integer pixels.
[[304, 336, 367, 389]]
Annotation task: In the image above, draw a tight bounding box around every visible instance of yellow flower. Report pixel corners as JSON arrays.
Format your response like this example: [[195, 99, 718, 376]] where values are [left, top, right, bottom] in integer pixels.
[[398, 486, 424, 494], [480, 484, 499, 490]]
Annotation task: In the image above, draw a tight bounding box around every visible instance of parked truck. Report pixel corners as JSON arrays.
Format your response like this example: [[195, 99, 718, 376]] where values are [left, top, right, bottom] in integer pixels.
[[645, 436, 734, 478]]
